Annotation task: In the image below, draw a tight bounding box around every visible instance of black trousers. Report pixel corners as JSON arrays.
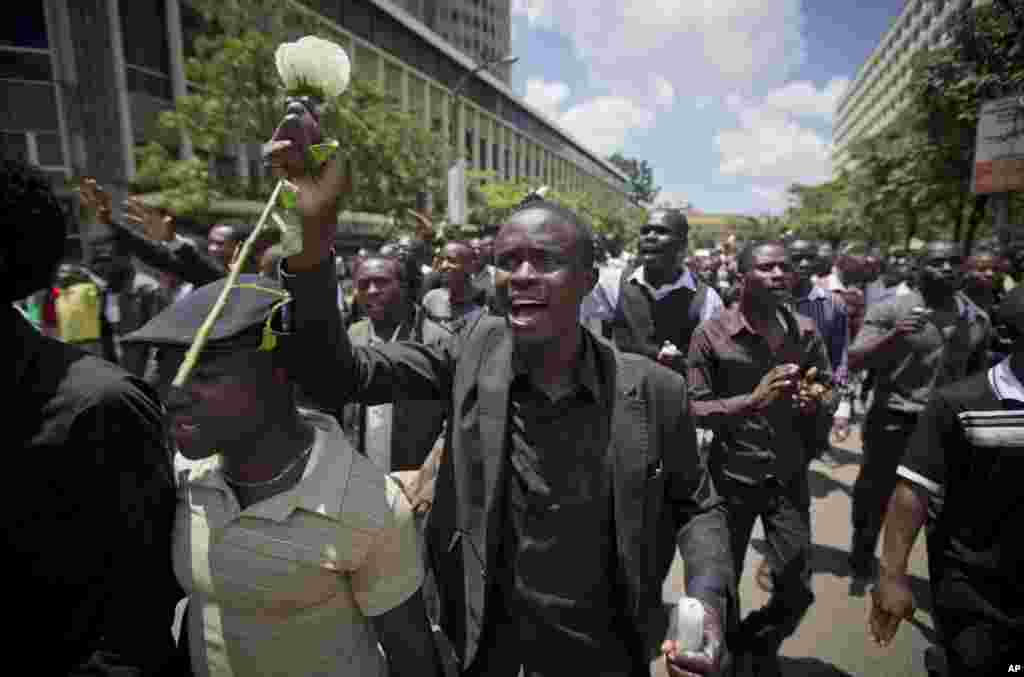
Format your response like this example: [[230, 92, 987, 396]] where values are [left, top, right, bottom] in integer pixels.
[[851, 405, 918, 561], [718, 473, 814, 657]]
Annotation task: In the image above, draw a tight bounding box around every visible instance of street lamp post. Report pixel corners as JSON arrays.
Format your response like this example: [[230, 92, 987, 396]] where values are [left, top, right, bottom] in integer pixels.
[[446, 54, 518, 229]]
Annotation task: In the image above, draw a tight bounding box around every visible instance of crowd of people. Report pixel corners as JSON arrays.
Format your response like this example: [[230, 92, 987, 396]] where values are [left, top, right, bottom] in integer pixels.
[[9, 141, 1024, 677]]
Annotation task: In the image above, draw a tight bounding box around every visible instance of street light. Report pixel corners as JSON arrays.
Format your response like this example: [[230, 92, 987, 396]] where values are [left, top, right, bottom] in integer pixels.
[[447, 54, 518, 228]]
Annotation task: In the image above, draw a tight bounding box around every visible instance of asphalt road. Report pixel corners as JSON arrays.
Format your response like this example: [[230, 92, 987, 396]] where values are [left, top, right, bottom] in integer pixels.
[[656, 426, 936, 677]]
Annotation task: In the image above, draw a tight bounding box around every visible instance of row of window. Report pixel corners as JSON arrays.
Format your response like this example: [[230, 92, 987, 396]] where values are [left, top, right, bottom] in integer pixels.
[[447, 7, 500, 36], [837, 0, 964, 118]]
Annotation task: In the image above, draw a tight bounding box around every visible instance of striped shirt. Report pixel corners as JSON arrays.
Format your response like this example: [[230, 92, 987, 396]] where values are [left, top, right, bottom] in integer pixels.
[[896, 358, 1024, 630]]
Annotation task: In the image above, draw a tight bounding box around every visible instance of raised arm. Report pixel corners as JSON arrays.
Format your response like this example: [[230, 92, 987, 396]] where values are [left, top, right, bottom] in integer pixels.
[[266, 141, 455, 411], [848, 301, 923, 373]]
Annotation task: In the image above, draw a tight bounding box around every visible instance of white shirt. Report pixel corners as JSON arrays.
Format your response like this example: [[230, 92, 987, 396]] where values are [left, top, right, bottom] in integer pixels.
[[580, 265, 723, 324]]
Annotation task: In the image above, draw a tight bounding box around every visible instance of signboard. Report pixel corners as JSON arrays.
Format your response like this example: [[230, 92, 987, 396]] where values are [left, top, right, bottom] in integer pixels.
[[973, 95, 1024, 194], [447, 159, 467, 225]]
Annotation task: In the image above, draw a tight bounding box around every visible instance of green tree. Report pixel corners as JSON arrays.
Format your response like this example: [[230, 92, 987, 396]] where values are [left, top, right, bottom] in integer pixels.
[[469, 175, 644, 246], [134, 0, 446, 220], [607, 152, 660, 207]]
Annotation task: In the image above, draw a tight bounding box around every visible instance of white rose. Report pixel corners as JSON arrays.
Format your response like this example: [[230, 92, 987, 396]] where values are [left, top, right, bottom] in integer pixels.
[[275, 36, 351, 100]]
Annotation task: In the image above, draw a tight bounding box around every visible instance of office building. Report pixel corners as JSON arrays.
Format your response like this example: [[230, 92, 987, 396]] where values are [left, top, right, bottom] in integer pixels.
[[1, 0, 628, 249], [832, 0, 982, 172]]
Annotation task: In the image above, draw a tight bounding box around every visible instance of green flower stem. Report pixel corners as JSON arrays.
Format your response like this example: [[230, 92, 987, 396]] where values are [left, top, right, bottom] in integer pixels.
[[172, 179, 286, 387]]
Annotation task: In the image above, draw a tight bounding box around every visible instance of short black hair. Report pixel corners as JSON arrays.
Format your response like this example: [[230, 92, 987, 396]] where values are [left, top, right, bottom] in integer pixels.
[[1, 160, 67, 301], [738, 239, 786, 273], [646, 208, 689, 234], [504, 199, 595, 269], [354, 251, 420, 298]]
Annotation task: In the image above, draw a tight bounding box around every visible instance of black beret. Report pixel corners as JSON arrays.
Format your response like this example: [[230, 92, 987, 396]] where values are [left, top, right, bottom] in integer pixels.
[[122, 274, 290, 351], [998, 284, 1024, 336]]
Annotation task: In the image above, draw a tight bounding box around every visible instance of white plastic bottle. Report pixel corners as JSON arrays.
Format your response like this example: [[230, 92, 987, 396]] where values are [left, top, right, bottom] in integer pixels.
[[673, 596, 706, 652]]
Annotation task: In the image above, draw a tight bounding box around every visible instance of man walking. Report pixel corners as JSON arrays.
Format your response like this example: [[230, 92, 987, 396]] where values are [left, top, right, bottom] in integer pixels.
[[422, 240, 486, 333], [789, 239, 850, 442], [593, 208, 723, 373], [847, 241, 991, 580], [688, 241, 832, 677], [345, 253, 449, 471], [869, 285, 1024, 674], [265, 139, 735, 677]]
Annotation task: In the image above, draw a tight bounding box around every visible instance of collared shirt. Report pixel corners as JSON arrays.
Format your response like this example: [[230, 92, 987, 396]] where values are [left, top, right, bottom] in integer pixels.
[[422, 286, 484, 332], [897, 358, 1024, 630], [174, 410, 423, 677], [793, 284, 849, 385], [582, 265, 723, 324], [498, 333, 636, 676], [850, 290, 991, 414], [362, 321, 403, 471], [687, 305, 832, 485]]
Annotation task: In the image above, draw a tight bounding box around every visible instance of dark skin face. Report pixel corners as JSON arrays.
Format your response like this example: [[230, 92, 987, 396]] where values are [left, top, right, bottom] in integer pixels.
[[963, 253, 998, 294], [918, 242, 962, 295], [208, 225, 239, 268], [493, 211, 596, 347], [439, 242, 475, 290], [788, 240, 819, 286], [816, 244, 834, 277], [354, 258, 406, 324], [638, 214, 686, 275], [742, 244, 793, 308], [158, 348, 289, 460], [883, 253, 912, 287]]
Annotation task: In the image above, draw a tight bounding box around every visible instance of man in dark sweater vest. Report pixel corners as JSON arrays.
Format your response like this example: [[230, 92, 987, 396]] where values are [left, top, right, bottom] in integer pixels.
[[609, 208, 723, 373]]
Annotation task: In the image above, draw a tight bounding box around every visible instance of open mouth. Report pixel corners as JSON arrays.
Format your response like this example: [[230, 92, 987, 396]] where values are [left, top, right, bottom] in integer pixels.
[[509, 300, 547, 325]]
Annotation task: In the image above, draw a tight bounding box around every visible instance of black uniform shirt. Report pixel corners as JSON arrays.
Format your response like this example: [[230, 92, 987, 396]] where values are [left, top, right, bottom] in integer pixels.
[[897, 359, 1024, 633], [497, 335, 637, 676]]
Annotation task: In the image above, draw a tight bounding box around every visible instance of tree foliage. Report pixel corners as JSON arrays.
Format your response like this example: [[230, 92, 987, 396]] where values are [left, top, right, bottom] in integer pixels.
[[607, 152, 661, 207], [785, 0, 1022, 252], [134, 0, 446, 219], [468, 173, 645, 246]]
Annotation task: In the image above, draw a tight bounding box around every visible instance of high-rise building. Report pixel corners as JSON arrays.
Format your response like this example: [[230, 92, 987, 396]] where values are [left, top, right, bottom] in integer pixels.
[[385, 0, 512, 83], [831, 0, 984, 173], [1, 0, 627, 253]]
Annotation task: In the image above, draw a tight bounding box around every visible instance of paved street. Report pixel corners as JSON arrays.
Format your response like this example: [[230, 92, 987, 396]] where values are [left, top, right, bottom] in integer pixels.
[[657, 426, 936, 677]]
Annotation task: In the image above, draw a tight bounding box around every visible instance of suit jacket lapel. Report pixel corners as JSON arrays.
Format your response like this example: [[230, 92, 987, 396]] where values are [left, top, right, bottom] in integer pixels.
[[473, 325, 513, 543], [608, 353, 653, 618]]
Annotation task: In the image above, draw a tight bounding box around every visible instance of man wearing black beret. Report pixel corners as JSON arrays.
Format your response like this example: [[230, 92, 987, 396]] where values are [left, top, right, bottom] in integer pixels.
[[123, 275, 443, 677]]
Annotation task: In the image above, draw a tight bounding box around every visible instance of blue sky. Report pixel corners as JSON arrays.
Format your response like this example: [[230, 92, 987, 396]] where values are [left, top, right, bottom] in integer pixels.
[[508, 0, 904, 215]]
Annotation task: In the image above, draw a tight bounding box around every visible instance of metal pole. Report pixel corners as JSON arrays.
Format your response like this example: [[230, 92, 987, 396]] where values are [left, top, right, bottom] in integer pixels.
[[447, 55, 517, 227]]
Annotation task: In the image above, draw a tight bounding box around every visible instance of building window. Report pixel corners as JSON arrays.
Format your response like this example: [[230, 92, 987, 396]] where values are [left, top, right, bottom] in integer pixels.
[[0, 49, 52, 82], [0, 1, 48, 49], [120, 0, 170, 76]]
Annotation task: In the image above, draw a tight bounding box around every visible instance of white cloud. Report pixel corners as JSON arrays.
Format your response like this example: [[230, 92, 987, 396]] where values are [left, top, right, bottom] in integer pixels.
[[762, 77, 849, 119], [524, 78, 570, 119], [652, 75, 675, 109], [714, 79, 844, 213], [511, 0, 807, 99], [523, 78, 657, 156], [561, 97, 656, 155]]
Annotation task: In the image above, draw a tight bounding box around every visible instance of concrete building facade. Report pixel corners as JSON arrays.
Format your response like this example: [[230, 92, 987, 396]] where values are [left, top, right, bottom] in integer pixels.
[[831, 0, 980, 172], [1, 0, 628, 250]]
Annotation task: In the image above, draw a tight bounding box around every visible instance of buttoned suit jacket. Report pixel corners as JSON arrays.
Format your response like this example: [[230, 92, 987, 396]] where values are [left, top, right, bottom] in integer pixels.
[[282, 260, 734, 675]]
